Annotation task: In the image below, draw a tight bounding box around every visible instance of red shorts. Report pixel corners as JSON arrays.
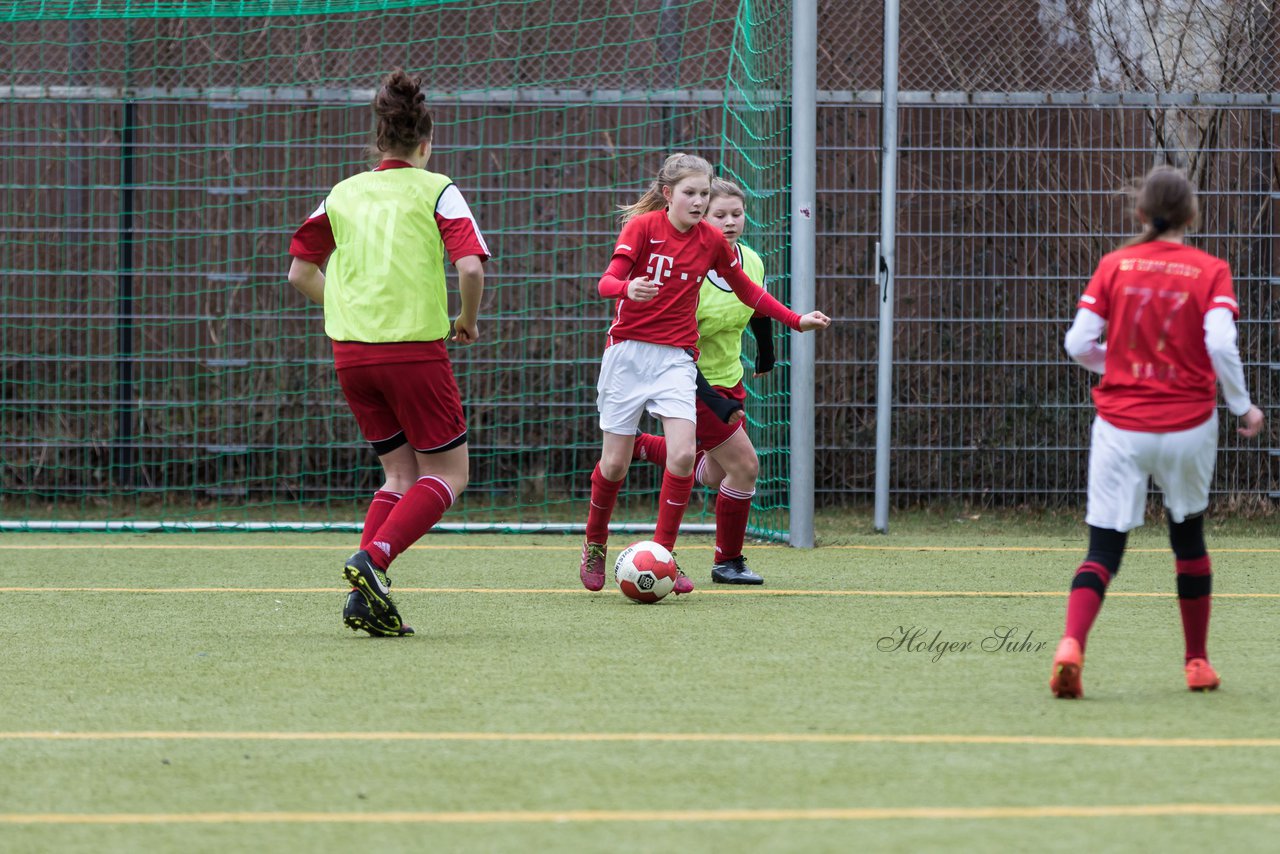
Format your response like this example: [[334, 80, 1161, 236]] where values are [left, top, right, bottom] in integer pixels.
[[695, 381, 747, 452], [336, 358, 467, 455]]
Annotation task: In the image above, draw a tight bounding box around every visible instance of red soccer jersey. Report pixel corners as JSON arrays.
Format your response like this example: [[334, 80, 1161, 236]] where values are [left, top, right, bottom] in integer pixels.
[[602, 210, 791, 351], [1080, 240, 1239, 432]]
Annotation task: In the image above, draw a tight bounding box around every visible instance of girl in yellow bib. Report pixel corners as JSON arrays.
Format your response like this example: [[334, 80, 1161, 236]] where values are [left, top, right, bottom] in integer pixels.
[[288, 69, 490, 636]]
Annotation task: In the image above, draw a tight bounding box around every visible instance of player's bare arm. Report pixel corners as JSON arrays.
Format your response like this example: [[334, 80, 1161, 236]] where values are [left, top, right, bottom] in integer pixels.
[[452, 253, 484, 344], [287, 257, 325, 304]]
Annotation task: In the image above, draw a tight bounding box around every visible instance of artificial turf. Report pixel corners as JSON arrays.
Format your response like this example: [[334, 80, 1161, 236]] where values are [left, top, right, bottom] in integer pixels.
[[2, 518, 1278, 852]]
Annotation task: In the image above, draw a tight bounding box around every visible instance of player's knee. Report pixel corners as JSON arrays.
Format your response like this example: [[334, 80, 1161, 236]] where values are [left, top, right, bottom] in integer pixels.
[[382, 473, 415, 494], [665, 445, 696, 475], [597, 454, 629, 481], [1085, 525, 1128, 575], [1168, 512, 1207, 561], [732, 450, 759, 484]]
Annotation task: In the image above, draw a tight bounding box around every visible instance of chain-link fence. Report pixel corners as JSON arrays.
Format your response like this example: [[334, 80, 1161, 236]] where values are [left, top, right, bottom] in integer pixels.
[[812, 0, 1277, 507], [1, 0, 1275, 520]]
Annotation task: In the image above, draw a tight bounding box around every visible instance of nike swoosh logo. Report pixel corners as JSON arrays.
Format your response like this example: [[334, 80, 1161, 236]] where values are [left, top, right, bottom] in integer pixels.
[[649, 238, 665, 244], [365, 551, 391, 594], [665, 499, 687, 507]]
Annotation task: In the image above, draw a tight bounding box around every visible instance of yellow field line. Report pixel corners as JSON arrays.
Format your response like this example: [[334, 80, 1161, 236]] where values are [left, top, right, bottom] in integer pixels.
[[1, 804, 1278, 824], [3, 542, 1280, 554], [0, 586, 1276, 598], [4, 731, 1280, 748]]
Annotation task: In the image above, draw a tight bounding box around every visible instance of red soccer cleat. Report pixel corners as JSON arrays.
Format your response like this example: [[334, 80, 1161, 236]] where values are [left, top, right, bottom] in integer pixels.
[[579, 541, 607, 591], [1049, 636, 1084, 699], [673, 569, 694, 595], [1185, 658, 1221, 692]]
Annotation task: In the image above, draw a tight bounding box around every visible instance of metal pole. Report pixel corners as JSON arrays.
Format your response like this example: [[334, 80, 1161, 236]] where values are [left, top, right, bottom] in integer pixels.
[[789, 0, 817, 547], [873, 0, 900, 533], [114, 98, 136, 488]]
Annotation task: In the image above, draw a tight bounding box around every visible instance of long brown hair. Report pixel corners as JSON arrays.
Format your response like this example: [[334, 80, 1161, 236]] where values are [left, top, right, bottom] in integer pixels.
[[371, 69, 433, 157], [617, 153, 714, 224], [1121, 164, 1198, 248]]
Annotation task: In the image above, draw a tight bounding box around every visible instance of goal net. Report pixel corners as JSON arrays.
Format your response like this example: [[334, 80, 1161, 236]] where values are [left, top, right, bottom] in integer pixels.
[[0, 0, 795, 536]]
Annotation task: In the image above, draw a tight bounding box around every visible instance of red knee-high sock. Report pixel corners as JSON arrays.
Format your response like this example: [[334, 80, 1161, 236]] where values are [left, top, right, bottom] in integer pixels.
[[653, 469, 695, 552], [1176, 555, 1212, 662], [633, 433, 668, 468], [360, 490, 402, 552], [1064, 561, 1112, 651], [713, 484, 755, 563], [367, 476, 454, 570], [586, 464, 625, 546]]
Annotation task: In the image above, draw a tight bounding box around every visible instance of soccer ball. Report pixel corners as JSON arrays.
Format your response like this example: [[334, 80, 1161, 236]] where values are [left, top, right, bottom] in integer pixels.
[[613, 540, 678, 603]]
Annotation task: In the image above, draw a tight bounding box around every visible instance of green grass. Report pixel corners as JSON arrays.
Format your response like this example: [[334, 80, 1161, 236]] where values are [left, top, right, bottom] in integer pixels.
[[2, 518, 1279, 852]]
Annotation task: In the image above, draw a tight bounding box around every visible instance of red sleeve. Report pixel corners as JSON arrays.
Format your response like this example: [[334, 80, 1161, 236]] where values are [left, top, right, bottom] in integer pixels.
[[722, 261, 801, 330], [611, 217, 646, 266], [289, 200, 335, 264], [435, 184, 491, 263], [598, 255, 634, 299], [1206, 261, 1239, 318], [1078, 259, 1111, 319]]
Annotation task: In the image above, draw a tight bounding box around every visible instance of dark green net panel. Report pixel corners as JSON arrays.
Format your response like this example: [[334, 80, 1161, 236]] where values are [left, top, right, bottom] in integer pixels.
[[0, 0, 795, 535]]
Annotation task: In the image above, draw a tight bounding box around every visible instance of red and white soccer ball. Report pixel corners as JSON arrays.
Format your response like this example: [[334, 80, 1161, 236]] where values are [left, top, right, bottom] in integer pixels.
[[613, 540, 678, 603]]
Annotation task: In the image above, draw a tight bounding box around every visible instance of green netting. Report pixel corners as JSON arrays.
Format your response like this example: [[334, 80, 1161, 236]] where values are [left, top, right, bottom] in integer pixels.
[[2, 1, 460, 21], [0, 0, 794, 535]]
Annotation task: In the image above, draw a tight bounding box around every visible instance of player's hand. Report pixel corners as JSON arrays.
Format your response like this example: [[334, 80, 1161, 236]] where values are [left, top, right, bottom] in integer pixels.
[[797, 310, 831, 332], [1237, 405, 1264, 438], [452, 315, 480, 345], [627, 277, 659, 302]]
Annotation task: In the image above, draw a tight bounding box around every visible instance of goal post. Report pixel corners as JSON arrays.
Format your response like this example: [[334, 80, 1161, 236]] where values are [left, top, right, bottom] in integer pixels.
[[0, 0, 798, 539]]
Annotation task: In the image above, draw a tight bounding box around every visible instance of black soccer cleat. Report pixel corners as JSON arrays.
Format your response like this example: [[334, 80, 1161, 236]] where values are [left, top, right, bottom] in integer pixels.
[[343, 549, 404, 630], [711, 555, 764, 585], [343, 590, 414, 637]]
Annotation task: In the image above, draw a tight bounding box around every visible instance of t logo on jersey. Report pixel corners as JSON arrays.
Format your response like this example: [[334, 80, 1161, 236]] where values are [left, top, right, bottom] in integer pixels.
[[646, 253, 675, 285]]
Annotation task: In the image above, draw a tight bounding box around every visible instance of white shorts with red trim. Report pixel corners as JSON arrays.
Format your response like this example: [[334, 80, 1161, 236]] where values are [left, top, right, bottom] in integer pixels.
[[1085, 413, 1218, 533], [596, 339, 696, 435]]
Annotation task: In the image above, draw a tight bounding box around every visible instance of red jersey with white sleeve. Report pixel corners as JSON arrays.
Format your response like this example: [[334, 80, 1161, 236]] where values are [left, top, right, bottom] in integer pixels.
[[288, 159, 490, 369], [288, 159, 489, 267], [599, 210, 800, 354], [1080, 240, 1238, 432]]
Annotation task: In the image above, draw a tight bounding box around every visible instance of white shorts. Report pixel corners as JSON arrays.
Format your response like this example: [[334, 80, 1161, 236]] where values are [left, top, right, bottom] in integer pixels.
[[596, 339, 696, 435], [1085, 413, 1218, 533]]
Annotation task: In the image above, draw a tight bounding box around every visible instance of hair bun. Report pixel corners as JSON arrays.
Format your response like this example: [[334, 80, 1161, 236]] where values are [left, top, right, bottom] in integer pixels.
[[372, 69, 434, 154]]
